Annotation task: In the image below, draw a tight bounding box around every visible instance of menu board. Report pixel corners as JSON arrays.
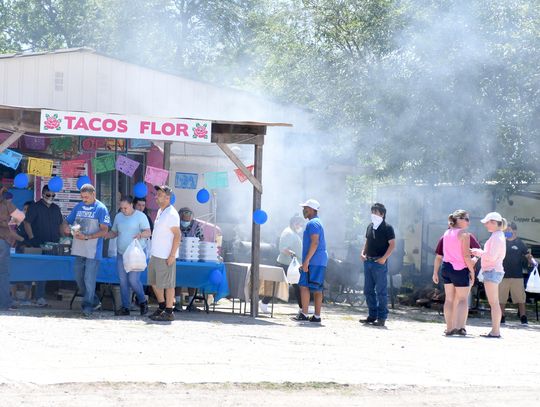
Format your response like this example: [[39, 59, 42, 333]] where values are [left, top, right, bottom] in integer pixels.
[[35, 160, 89, 217]]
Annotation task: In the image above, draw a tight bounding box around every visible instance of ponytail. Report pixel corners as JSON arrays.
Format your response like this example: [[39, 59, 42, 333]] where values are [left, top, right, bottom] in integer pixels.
[[499, 218, 508, 231]]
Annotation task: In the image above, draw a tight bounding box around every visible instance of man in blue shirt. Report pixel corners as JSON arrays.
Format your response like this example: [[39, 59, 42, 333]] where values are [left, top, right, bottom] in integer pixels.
[[66, 184, 110, 317], [293, 199, 328, 323]]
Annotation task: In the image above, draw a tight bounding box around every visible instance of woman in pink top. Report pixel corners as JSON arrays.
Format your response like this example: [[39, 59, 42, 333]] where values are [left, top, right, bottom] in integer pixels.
[[433, 209, 476, 336], [471, 212, 507, 338]]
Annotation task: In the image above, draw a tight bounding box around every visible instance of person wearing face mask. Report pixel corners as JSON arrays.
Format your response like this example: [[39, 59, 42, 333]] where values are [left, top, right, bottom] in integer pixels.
[[498, 222, 535, 325], [24, 184, 68, 307], [359, 203, 396, 327], [175, 207, 204, 311], [260, 214, 304, 314]]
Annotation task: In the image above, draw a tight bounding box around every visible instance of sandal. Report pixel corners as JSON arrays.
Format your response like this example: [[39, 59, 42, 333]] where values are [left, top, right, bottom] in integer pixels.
[[457, 328, 467, 336], [480, 333, 501, 338], [444, 329, 458, 336]]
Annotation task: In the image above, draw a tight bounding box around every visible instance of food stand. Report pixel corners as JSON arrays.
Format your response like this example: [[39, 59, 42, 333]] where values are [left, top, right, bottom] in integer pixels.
[[0, 104, 291, 316]]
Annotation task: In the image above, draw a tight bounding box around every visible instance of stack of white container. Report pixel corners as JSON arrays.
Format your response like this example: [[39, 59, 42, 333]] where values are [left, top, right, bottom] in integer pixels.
[[179, 237, 200, 261], [199, 241, 219, 262]]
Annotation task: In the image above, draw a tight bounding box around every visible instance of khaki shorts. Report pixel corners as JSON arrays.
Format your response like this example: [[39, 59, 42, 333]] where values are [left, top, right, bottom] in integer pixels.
[[499, 278, 526, 304], [147, 256, 176, 289]]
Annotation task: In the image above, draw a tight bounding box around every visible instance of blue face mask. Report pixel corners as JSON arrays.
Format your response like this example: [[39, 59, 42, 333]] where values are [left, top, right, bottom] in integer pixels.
[[504, 231, 513, 238], [180, 220, 191, 228]]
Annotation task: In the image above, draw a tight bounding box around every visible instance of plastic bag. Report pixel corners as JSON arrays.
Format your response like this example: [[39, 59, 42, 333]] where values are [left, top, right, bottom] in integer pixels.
[[108, 237, 117, 258], [526, 265, 540, 294], [123, 239, 147, 272], [287, 257, 301, 284]]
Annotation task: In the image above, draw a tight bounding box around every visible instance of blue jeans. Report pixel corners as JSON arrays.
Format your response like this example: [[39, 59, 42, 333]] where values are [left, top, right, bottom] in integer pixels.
[[116, 255, 146, 308], [73, 256, 101, 313], [364, 260, 388, 320], [0, 239, 12, 309]]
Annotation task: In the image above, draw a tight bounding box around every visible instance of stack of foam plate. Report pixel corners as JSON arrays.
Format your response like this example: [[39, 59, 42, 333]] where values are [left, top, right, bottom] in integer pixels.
[[199, 241, 219, 262], [179, 237, 200, 261]]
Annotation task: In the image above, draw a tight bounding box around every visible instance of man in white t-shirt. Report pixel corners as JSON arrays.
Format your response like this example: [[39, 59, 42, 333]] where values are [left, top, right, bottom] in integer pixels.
[[148, 185, 181, 321]]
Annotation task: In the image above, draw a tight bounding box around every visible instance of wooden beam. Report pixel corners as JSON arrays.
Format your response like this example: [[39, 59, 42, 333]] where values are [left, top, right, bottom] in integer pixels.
[[217, 142, 262, 193], [250, 143, 263, 317], [211, 133, 265, 145], [0, 131, 24, 154], [212, 123, 267, 136]]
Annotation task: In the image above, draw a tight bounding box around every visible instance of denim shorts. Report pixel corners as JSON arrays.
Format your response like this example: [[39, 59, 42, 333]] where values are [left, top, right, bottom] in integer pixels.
[[478, 270, 504, 284]]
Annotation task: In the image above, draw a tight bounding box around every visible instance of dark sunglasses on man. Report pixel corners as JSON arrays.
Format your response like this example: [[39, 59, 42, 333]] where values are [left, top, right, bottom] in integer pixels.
[[44, 193, 56, 198]]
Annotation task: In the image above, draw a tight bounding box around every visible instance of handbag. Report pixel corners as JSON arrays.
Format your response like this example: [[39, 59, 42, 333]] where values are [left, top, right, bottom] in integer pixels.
[[526, 265, 540, 294]]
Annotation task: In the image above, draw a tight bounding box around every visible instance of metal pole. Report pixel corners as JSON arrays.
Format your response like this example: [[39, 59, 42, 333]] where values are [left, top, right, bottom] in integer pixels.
[[250, 144, 263, 317]]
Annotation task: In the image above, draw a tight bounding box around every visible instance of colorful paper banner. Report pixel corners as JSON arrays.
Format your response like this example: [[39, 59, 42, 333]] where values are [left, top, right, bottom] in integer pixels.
[[175, 172, 198, 189], [51, 137, 73, 154], [61, 159, 86, 178], [0, 149, 23, 170], [92, 154, 116, 174], [234, 165, 255, 183], [144, 165, 169, 185], [115, 155, 140, 177], [23, 135, 48, 150], [27, 157, 54, 177], [205, 171, 229, 189]]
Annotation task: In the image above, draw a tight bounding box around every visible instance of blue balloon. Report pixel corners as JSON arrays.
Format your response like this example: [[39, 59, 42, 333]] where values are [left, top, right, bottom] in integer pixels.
[[77, 176, 92, 190], [13, 173, 29, 189], [133, 182, 148, 198], [170, 193, 176, 205], [253, 209, 268, 225], [196, 188, 210, 203], [209, 269, 223, 285], [48, 176, 63, 192]]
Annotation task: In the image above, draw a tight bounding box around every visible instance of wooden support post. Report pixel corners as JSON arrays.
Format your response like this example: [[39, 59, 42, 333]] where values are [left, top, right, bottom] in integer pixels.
[[250, 144, 263, 317], [163, 141, 172, 171], [217, 142, 262, 193]]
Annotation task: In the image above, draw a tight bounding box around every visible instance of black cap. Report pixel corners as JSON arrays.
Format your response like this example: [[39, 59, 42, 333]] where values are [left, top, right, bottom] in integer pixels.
[[154, 185, 172, 196]]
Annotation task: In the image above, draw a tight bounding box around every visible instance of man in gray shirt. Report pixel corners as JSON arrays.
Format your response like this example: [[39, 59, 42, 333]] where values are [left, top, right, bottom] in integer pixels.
[[260, 214, 304, 313]]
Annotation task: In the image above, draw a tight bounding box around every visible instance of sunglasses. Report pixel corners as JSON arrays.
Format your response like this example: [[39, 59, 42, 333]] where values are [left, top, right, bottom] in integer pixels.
[[44, 193, 56, 198], [459, 217, 470, 221]]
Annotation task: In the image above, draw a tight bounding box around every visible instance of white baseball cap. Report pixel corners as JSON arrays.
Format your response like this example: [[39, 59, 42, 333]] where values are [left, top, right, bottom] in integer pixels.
[[480, 212, 503, 223], [299, 199, 320, 211]]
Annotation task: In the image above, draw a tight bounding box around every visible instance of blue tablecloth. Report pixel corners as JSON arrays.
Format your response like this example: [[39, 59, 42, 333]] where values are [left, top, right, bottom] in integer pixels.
[[9, 254, 229, 301]]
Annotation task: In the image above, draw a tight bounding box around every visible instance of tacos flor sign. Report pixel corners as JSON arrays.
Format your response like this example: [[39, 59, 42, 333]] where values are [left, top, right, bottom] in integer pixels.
[[40, 110, 211, 144]]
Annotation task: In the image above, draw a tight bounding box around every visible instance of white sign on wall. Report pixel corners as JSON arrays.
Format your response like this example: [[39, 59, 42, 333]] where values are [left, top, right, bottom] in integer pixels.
[[40, 110, 212, 144]]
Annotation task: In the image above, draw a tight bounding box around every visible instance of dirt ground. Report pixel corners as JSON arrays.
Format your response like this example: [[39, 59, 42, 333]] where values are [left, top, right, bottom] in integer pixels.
[[1, 300, 539, 406]]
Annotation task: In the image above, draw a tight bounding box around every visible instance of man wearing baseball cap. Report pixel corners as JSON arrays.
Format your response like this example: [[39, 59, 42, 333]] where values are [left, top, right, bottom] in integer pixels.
[[148, 185, 181, 321], [293, 198, 328, 323]]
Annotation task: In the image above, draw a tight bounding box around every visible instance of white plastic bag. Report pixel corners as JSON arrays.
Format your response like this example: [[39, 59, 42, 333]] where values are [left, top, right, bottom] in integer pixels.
[[123, 239, 147, 272], [287, 257, 301, 284], [526, 265, 540, 294], [108, 237, 117, 258]]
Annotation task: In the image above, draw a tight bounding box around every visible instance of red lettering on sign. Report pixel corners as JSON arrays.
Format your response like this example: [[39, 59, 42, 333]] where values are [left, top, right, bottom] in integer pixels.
[[162, 123, 175, 136], [176, 123, 188, 137], [140, 121, 150, 134], [117, 119, 128, 133], [89, 118, 101, 131], [74, 117, 89, 131], [65, 116, 76, 129], [150, 122, 161, 135], [102, 119, 116, 132]]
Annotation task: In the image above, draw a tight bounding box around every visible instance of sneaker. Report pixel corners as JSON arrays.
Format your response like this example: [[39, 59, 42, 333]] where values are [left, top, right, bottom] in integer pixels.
[[140, 301, 149, 316], [150, 311, 174, 321], [82, 310, 93, 318], [36, 297, 48, 307], [373, 319, 386, 327], [500, 315, 506, 324], [149, 308, 165, 318], [173, 304, 183, 313], [259, 301, 270, 314], [115, 307, 130, 316], [359, 317, 376, 324], [520, 315, 528, 325], [186, 304, 200, 312], [309, 315, 321, 323], [292, 312, 310, 321], [93, 301, 102, 311]]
